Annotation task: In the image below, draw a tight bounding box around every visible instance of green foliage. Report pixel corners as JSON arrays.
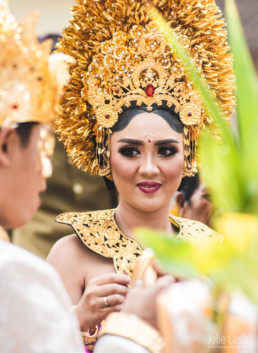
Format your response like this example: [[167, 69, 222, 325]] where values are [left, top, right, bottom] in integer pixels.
[[225, 0, 258, 214], [136, 0, 258, 305]]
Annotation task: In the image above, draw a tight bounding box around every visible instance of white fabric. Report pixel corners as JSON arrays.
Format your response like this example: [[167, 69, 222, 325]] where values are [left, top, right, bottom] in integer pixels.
[[94, 335, 150, 353], [0, 240, 84, 353]]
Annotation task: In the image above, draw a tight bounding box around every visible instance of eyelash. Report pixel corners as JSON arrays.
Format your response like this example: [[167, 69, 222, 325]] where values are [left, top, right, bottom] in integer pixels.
[[158, 146, 178, 157], [118, 146, 178, 158], [119, 146, 140, 158]]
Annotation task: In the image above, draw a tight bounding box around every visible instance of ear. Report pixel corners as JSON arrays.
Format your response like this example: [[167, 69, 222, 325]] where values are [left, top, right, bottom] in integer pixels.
[[0, 128, 15, 166], [175, 192, 185, 209]]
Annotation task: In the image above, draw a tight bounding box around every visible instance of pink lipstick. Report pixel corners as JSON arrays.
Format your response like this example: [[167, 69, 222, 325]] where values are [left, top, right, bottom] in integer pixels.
[[137, 182, 161, 194]]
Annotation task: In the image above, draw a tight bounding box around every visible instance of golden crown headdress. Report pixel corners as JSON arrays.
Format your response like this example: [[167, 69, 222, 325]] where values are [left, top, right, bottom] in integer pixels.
[[0, 0, 72, 128], [56, 0, 235, 177]]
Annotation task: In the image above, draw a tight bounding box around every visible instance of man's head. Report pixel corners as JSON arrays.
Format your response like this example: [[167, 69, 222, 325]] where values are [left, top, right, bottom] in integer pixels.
[[0, 123, 54, 228], [0, 3, 71, 229]]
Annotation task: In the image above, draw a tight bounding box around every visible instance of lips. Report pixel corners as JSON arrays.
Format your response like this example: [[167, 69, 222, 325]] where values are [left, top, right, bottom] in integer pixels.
[[137, 181, 161, 194]]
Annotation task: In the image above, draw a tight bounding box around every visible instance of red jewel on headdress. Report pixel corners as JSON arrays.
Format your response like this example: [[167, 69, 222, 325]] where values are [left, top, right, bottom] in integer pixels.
[[12, 104, 19, 110], [178, 89, 182, 93], [145, 84, 155, 97], [188, 112, 192, 117], [105, 114, 110, 119]]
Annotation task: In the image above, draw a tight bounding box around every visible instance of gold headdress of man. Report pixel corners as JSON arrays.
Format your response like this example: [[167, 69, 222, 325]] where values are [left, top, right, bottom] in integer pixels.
[[56, 0, 235, 177], [0, 0, 72, 128]]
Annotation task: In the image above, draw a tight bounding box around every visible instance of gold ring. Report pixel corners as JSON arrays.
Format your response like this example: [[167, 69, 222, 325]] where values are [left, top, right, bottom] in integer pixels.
[[104, 296, 109, 307]]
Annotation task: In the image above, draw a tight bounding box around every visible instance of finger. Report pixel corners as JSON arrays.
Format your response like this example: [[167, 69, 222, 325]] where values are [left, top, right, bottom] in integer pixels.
[[152, 260, 166, 277], [112, 304, 123, 312], [94, 283, 129, 297], [154, 275, 175, 294], [100, 294, 126, 309], [133, 279, 144, 288], [90, 273, 131, 286]]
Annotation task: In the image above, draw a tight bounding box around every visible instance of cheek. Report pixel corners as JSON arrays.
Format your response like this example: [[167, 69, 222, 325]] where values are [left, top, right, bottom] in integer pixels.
[[110, 150, 135, 182], [162, 153, 184, 180]]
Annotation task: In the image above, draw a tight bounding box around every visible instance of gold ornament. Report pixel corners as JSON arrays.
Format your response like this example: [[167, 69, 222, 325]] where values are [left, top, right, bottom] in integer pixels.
[[56, 209, 222, 276], [99, 312, 164, 353], [56, 0, 235, 176], [0, 0, 72, 128]]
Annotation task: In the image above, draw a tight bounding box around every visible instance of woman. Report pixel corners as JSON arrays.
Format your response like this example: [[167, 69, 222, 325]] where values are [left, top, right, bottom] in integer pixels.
[[47, 0, 235, 349]]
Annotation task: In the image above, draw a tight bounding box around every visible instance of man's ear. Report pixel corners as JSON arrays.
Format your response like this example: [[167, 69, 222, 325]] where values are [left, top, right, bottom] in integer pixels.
[[0, 128, 15, 166]]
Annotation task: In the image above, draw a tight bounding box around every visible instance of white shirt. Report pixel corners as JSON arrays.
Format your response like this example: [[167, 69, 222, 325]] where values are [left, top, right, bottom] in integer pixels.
[[94, 335, 149, 353], [0, 240, 84, 353]]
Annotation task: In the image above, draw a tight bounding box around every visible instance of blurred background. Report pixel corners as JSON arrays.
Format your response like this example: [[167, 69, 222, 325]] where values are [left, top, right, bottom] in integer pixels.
[[8, 0, 258, 70], [9, 0, 74, 35]]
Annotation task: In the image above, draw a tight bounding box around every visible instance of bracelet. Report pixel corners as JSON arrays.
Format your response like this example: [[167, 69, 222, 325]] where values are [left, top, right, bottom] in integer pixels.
[[99, 312, 164, 353], [71, 305, 99, 345], [81, 325, 99, 345]]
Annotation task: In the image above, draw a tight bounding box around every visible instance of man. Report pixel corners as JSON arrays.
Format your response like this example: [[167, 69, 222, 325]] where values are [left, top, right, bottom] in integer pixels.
[[0, 2, 83, 351]]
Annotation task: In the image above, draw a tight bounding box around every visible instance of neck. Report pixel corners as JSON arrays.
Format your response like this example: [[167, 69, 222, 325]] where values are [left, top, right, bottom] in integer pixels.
[[115, 200, 173, 239]]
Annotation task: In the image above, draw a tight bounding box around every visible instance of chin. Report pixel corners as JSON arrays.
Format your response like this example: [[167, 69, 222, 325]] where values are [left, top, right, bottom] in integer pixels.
[[11, 214, 32, 229], [132, 200, 165, 213]]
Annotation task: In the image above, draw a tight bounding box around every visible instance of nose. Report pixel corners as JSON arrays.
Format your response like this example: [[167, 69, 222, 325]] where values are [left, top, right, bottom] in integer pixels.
[[138, 154, 159, 177]]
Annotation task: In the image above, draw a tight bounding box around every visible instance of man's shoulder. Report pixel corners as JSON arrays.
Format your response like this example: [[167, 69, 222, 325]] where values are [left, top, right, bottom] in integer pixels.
[[0, 240, 61, 284]]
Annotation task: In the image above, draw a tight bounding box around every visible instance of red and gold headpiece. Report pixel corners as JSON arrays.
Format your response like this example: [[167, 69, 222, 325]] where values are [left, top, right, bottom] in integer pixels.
[[56, 0, 235, 177]]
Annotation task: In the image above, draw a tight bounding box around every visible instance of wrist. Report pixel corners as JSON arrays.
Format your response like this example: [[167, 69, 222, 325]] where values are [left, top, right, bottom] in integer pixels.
[[71, 304, 91, 332]]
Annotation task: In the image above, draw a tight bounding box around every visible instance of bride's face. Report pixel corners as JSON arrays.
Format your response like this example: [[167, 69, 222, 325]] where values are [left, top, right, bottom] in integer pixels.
[[110, 112, 184, 213]]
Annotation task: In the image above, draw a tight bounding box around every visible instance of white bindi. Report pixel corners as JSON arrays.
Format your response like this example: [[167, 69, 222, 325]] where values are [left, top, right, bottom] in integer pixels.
[[144, 131, 154, 143]]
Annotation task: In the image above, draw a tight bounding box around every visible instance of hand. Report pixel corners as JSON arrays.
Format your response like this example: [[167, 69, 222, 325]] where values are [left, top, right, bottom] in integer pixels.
[[75, 273, 131, 331], [122, 275, 174, 330]]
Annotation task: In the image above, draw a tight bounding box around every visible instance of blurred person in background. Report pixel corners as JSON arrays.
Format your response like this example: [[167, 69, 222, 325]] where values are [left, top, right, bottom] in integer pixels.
[[175, 174, 213, 227]]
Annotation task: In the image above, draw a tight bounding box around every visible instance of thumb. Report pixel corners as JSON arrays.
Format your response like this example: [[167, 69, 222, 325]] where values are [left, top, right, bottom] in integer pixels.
[[133, 279, 144, 289], [154, 275, 174, 294]]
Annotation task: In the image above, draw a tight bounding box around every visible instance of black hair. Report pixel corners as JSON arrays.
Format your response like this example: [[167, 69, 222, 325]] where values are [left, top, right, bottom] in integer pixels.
[[38, 34, 60, 53], [177, 173, 200, 205], [112, 103, 183, 134], [16, 122, 38, 148]]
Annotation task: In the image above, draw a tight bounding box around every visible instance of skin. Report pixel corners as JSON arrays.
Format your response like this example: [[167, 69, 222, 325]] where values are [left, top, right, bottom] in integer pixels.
[[47, 112, 184, 331], [176, 182, 213, 227], [0, 124, 48, 229]]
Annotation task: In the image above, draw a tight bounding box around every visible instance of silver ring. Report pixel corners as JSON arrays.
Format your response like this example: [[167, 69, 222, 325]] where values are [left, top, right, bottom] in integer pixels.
[[104, 296, 109, 307]]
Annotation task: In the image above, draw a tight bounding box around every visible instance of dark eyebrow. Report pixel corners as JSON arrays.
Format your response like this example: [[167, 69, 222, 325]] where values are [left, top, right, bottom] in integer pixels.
[[117, 138, 180, 146], [118, 138, 144, 146], [154, 139, 179, 146]]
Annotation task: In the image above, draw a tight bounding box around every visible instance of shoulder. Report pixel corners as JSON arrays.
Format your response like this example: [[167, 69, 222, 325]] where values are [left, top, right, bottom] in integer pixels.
[[55, 209, 117, 254], [0, 242, 83, 352], [0, 240, 71, 310], [170, 216, 222, 243], [0, 240, 57, 281], [56, 208, 115, 227], [47, 233, 87, 268]]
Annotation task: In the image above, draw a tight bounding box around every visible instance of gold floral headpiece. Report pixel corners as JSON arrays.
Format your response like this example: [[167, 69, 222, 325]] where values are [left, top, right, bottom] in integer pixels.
[[56, 0, 235, 177], [0, 0, 72, 128]]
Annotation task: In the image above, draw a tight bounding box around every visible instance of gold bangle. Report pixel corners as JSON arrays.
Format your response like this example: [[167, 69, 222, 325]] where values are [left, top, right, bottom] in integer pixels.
[[99, 312, 164, 353], [81, 325, 99, 345], [71, 305, 98, 345]]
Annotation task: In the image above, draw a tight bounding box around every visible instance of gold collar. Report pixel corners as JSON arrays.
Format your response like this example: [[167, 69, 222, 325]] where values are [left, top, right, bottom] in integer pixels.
[[56, 209, 220, 276]]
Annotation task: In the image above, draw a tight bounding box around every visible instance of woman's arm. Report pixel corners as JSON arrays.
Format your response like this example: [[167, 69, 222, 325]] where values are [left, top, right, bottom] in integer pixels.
[[47, 235, 131, 331]]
